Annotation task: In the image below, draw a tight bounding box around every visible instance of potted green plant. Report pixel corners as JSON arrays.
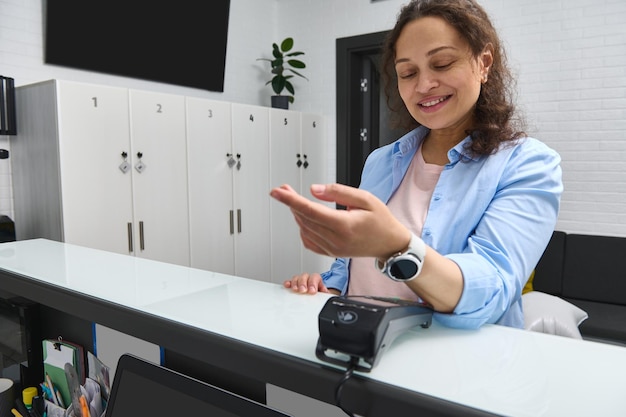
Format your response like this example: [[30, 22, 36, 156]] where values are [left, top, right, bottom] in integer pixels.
[[257, 37, 308, 109]]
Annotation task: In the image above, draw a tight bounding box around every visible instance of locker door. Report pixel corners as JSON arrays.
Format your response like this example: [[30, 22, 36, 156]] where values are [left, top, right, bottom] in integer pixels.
[[269, 109, 302, 283], [300, 113, 333, 274], [231, 104, 271, 281], [186, 97, 235, 274], [56, 80, 134, 255], [129, 90, 190, 266]]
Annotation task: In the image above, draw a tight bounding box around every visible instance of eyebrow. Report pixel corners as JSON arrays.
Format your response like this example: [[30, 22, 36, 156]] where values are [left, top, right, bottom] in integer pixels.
[[395, 45, 459, 65]]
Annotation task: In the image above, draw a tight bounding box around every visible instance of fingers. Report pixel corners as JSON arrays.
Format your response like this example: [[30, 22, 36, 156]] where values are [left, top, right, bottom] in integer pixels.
[[271, 183, 376, 224], [271, 184, 336, 222], [271, 184, 344, 252], [310, 183, 377, 210], [283, 273, 326, 294], [271, 183, 408, 259], [269, 183, 301, 204], [292, 211, 339, 256]]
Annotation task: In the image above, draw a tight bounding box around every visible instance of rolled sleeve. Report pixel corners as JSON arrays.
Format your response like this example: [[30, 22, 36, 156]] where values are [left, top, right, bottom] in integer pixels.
[[321, 258, 349, 294], [429, 138, 562, 329], [437, 253, 510, 329]]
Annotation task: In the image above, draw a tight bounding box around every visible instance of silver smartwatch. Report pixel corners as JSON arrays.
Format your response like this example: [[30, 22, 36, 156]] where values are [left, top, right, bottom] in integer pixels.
[[376, 233, 426, 282]]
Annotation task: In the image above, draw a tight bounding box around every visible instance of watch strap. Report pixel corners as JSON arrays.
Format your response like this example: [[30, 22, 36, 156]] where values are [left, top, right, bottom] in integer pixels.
[[376, 233, 426, 281]]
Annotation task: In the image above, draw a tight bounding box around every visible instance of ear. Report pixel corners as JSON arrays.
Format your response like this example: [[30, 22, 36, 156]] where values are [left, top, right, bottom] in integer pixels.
[[480, 43, 494, 79]]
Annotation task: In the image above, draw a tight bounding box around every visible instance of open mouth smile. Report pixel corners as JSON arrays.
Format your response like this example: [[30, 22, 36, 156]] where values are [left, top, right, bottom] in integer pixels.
[[419, 95, 451, 108]]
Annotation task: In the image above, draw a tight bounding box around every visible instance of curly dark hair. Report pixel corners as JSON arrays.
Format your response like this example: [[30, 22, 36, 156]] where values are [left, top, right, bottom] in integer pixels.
[[381, 0, 526, 156]]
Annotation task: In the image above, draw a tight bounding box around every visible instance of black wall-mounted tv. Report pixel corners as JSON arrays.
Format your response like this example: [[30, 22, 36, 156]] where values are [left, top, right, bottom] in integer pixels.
[[44, 0, 230, 92]]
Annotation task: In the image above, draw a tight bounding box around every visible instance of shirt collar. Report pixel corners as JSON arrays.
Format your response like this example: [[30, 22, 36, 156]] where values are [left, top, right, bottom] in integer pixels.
[[393, 126, 429, 156], [449, 136, 481, 163], [393, 127, 479, 163]]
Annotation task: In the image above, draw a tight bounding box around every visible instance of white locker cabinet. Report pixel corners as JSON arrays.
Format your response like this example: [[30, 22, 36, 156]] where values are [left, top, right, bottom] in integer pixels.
[[269, 109, 302, 283], [230, 103, 271, 281], [300, 113, 333, 274], [187, 99, 271, 282], [13, 79, 327, 280], [269, 110, 332, 283], [128, 89, 190, 266], [186, 97, 236, 275], [12, 80, 190, 267], [13, 80, 134, 254]]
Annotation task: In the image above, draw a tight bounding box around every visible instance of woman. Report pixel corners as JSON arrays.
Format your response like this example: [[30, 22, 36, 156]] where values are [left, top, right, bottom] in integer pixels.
[[270, 0, 562, 329]]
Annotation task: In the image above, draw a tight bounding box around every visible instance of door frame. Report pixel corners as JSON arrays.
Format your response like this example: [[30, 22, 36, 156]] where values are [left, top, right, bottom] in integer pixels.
[[335, 30, 389, 188]]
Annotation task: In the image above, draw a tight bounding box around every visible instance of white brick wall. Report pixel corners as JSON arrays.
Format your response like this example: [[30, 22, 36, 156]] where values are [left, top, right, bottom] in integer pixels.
[[1, 0, 625, 236], [484, 0, 626, 236]]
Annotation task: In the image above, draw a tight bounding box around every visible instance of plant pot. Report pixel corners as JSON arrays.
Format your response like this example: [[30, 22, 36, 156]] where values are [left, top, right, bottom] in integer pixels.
[[271, 95, 289, 110]]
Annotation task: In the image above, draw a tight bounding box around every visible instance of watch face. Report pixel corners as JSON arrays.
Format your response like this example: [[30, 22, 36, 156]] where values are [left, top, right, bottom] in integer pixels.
[[390, 258, 419, 280]]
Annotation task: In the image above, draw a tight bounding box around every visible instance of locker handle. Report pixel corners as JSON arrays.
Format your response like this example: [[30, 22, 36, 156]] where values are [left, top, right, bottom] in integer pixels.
[[229, 210, 234, 235], [139, 221, 145, 250], [127, 222, 133, 253], [237, 209, 242, 233]]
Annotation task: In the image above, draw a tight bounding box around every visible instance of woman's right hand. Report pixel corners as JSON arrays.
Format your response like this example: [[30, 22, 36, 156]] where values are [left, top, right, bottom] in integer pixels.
[[270, 183, 411, 260], [284, 273, 340, 295]]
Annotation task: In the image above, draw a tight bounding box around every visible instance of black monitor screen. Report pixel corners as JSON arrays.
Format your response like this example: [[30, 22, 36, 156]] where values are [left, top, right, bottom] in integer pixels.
[[44, 0, 230, 92], [105, 354, 291, 417]]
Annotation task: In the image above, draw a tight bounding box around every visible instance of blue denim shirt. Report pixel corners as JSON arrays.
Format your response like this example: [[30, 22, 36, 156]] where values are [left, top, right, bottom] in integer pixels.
[[322, 126, 562, 329]]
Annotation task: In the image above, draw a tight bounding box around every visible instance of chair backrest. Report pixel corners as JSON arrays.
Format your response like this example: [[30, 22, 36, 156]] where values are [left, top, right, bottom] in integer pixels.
[[562, 234, 626, 306], [533, 231, 566, 296]]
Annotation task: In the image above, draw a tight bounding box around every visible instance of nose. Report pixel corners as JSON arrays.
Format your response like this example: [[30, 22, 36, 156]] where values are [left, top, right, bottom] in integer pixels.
[[415, 70, 438, 94]]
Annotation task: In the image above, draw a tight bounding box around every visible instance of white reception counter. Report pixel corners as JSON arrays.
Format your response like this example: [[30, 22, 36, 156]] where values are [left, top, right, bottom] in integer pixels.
[[0, 239, 625, 417]]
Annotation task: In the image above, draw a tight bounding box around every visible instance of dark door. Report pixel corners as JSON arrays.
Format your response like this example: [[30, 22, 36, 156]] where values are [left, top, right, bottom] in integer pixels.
[[336, 31, 405, 189]]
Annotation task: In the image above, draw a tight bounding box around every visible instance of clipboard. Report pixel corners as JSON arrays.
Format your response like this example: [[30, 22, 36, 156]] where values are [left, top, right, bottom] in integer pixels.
[[42, 338, 85, 408], [60, 339, 86, 384]]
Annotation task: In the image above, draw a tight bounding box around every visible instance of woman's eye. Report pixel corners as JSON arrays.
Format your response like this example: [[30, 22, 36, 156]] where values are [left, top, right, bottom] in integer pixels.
[[434, 62, 453, 70], [398, 72, 416, 79]]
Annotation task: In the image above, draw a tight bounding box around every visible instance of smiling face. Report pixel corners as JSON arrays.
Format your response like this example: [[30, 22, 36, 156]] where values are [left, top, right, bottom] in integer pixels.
[[394, 16, 492, 142]]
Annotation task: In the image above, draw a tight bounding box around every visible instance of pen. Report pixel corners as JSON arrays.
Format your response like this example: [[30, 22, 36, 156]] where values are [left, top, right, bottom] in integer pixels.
[[53, 386, 65, 408], [44, 373, 59, 406], [14, 398, 32, 417], [10, 409, 24, 417], [40, 383, 53, 402], [79, 395, 91, 417]]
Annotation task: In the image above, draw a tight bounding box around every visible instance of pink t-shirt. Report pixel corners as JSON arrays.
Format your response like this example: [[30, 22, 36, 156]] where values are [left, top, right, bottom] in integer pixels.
[[347, 146, 444, 299]]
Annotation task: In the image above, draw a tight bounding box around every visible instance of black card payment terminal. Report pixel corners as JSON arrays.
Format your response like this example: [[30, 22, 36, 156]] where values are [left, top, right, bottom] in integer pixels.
[[316, 295, 433, 372]]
